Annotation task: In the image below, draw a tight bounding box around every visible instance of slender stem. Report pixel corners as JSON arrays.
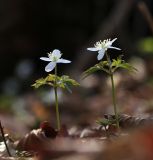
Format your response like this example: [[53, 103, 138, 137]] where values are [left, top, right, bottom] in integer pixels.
[[110, 73, 119, 129], [54, 65, 61, 130], [0, 121, 11, 156], [105, 52, 120, 129]]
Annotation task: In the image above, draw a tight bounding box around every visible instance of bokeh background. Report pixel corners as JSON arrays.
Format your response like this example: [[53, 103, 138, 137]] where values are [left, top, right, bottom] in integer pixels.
[[0, 0, 153, 136]]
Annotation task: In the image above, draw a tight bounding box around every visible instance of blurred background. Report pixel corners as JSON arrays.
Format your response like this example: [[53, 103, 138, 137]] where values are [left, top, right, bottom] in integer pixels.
[[0, 0, 153, 136]]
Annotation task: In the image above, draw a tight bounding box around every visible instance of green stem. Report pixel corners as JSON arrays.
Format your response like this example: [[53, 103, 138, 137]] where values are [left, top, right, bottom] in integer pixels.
[[54, 65, 61, 130], [110, 73, 119, 129], [105, 52, 120, 129], [0, 121, 11, 157]]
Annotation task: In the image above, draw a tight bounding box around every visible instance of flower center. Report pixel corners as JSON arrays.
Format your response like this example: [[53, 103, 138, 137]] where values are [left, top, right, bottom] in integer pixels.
[[48, 53, 58, 62], [94, 39, 111, 50]]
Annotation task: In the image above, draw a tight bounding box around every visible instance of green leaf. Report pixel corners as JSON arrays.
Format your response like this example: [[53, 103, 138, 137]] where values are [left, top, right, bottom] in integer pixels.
[[111, 56, 123, 68], [112, 56, 137, 73], [32, 77, 48, 88], [96, 118, 112, 127], [96, 118, 115, 127], [46, 74, 60, 82], [64, 83, 72, 93], [32, 74, 60, 88], [82, 61, 110, 78], [119, 62, 137, 72], [32, 74, 79, 92], [58, 75, 80, 93]]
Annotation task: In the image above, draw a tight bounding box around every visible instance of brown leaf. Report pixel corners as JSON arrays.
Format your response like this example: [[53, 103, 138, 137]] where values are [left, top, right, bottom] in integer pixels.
[[16, 129, 50, 152]]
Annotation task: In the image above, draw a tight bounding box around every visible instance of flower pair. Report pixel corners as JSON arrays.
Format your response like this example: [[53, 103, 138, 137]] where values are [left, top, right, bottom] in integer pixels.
[[40, 38, 120, 72]]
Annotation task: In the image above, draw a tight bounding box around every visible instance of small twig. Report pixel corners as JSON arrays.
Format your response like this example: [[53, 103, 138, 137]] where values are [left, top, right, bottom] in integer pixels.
[[0, 121, 11, 157], [138, 1, 153, 35]]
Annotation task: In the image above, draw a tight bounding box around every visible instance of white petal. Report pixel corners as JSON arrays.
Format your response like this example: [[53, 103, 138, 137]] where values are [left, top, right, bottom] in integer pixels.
[[52, 49, 61, 59], [111, 38, 117, 44], [97, 49, 105, 60], [109, 46, 121, 50], [107, 38, 117, 47], [57, 58, 71, 63], [87, 47, 99, 51], [45, 62, 56, 72], [40, 57, 51, 61]]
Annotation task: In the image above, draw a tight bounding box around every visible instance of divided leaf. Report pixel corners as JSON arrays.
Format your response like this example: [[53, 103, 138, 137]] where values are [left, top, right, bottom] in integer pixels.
[[32, 74, 79, 93], [82, 61, 109, 78], [32, 74, 57, 88], [111, 57, 137, 73], [31, 77, 50, 88], [82, 56, 137, 79], [57, 75, 80, 93], [97, 118, 116, 127]]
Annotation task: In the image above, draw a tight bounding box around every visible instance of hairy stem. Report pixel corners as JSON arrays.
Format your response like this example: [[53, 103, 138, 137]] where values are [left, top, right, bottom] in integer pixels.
[[105, 52, 120, 129], [0, 121, 11, 156], [54, 66, 61, 130]]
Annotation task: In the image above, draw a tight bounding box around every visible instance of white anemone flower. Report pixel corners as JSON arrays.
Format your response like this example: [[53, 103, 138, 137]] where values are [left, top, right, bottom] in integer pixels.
[[40, 49, 71, 72], [87, 38, 121, 60]]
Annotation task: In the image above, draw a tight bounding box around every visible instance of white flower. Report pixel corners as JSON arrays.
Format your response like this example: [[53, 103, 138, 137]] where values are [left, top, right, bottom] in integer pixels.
[[87, 38, 121, 60], [40, 49, 71, 72]]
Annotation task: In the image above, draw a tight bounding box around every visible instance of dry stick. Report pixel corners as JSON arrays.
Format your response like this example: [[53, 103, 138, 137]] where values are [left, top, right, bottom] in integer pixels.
[[0, 121, 11, 156], [138, 1, 153, 35]]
